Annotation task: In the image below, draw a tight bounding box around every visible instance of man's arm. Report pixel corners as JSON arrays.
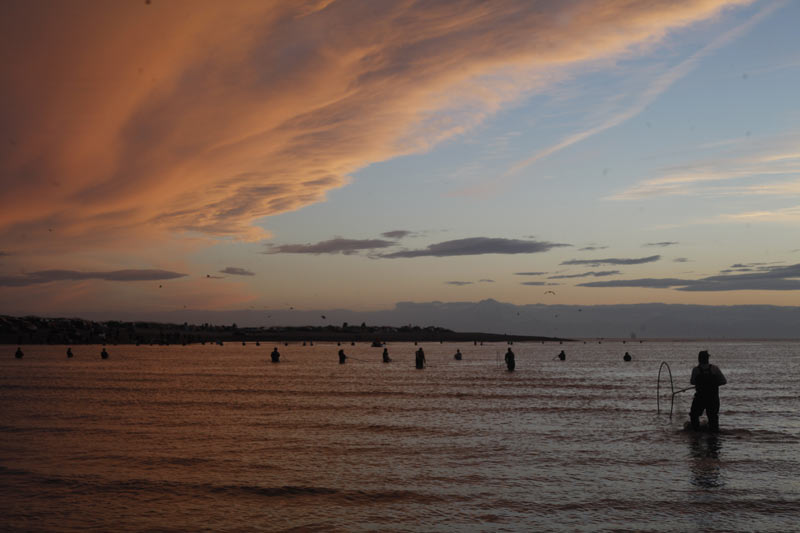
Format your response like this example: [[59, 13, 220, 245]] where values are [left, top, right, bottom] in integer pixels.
[[714, 366, 727, 386], [690, 367, 698, 385]]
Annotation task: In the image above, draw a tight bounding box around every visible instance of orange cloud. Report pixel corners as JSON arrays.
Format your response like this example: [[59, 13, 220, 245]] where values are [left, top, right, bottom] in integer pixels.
[[1, 0, 752, 255]]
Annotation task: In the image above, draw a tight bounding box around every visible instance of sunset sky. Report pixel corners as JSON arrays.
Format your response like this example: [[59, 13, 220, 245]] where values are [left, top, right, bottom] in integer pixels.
[[2, 0, 799, 319]]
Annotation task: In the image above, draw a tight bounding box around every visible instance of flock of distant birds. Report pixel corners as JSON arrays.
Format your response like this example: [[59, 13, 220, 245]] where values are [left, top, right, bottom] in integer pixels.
[[12, 341, 636, 369]]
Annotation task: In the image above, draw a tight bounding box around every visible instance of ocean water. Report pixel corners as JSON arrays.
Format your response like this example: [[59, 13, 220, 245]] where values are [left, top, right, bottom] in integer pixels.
[[1, 341, 798, 532]]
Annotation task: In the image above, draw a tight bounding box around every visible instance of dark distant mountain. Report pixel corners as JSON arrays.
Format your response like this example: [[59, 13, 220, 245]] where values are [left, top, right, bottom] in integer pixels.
[[67, 299, 800, 339]]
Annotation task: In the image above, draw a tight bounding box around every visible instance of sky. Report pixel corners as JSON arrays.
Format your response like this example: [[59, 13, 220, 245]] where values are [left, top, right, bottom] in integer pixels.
[[2, 0, 800, 323]]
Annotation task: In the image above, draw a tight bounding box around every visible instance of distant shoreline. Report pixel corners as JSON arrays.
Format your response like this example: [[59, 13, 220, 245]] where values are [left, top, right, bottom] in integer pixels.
[[0, 315, 568, 345], [5, 315, 797, 345]]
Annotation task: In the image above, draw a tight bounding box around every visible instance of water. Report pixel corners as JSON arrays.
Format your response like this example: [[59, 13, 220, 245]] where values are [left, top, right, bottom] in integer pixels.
[[1, 341, 798, 532]]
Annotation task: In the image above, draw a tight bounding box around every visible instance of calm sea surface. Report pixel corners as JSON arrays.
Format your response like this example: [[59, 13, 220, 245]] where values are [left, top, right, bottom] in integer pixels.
[[1, 341, 798, 532]]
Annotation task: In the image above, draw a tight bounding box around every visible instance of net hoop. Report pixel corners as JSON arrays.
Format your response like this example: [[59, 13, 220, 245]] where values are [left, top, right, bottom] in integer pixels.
[[657, 361, 675, 417]]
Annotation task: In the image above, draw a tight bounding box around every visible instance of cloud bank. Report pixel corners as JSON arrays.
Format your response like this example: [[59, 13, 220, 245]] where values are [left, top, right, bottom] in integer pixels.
[[0, 0, 752, 253], [99, 299, 800, 339], [579, 263, 800, 291]]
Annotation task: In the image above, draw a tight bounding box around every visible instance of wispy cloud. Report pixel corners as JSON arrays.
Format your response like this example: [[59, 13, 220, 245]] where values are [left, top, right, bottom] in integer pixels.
[[731, 261, 782, 267], [479, 279, 495, 283], [220, 267, 255, 276], [548, 270, 620, 279], [579, 278, 691, 289], [265, 238, 396, 255], [579, 246, 608, 252], [521, 281, 547, 286], [514, 271, 547, 276], [0, 269, 187, 287], [644, 241, 679, 247], [718, 205, 800, 223], [445, 281, 473, 286], [460, 1, 774, 196], [380, 237, 569, 259], [561, 255, 660, 266], [611, 144, 800, 201]]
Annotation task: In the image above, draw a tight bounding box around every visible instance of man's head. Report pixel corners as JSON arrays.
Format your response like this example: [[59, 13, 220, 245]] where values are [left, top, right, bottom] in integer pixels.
[[698, 350, 710, 364]]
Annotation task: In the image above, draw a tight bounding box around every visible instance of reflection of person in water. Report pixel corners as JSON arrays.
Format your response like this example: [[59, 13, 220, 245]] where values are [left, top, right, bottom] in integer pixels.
[[690, 350, 727, 432], [688, 433, 723, 489]]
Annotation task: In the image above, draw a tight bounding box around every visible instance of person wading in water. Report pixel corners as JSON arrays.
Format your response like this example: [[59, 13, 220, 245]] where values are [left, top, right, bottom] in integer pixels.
[[505, 348, 516, 372], [270, 347, 280, 363], [689, 350, 727, 432], [415, 347, 426, 369]]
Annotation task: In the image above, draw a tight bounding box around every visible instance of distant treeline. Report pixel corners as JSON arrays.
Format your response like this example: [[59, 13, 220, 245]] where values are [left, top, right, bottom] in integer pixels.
[[0, 315, 565, 345]]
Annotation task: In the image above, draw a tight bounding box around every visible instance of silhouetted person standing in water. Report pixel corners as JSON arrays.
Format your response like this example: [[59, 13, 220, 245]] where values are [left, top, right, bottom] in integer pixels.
[[454, 349, 462, 360], [382, 348, 391, 363], [690, 350, 727, 432], [623, 352, 632, 362], [415, 347, 425, 369], [557, 350, 566, 361], [270, 347, 280, 363], [101, 347, 109, 359], [67, 347, 73, 358], [15, 347, 23, 359], [338, 349, 347, 364], [505, 348, 515, 371]]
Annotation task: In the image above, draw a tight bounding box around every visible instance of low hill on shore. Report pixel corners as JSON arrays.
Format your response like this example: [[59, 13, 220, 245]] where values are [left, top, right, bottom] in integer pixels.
[[0, 315, 566, 345]]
